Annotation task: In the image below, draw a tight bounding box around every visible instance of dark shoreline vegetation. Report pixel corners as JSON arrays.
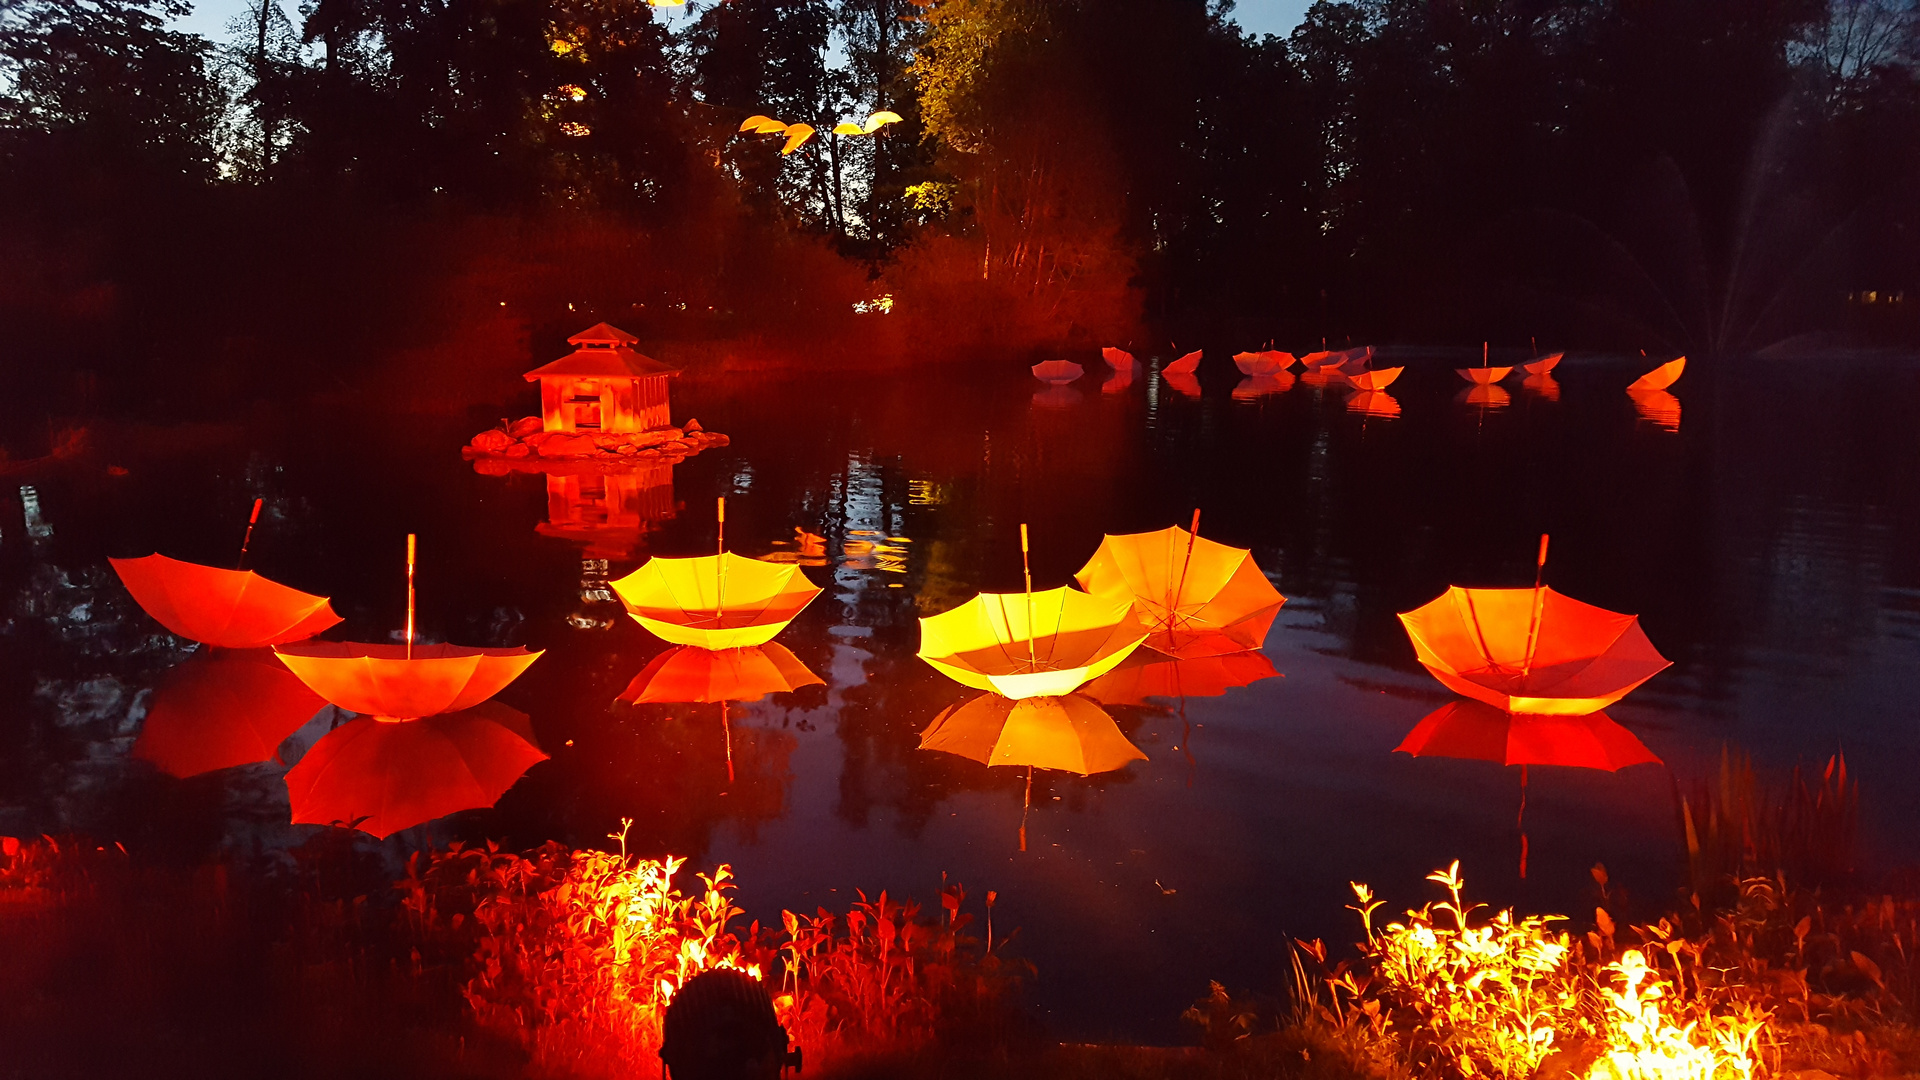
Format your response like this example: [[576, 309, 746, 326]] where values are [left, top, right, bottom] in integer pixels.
[[4, 0, 1920, 440], [3, 752, 1920, 1078]]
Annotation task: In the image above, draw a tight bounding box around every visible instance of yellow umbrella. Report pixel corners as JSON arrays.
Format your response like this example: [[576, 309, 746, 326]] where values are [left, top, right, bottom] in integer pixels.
[[611, 498, 823, 649], [920, 691, 1145, 848], [1073, 512, 1284, 658], [918, 524, 1146, 698]]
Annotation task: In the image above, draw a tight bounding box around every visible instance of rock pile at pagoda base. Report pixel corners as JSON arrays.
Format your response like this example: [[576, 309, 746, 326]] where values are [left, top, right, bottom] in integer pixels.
[[464, 416, 729, 465]]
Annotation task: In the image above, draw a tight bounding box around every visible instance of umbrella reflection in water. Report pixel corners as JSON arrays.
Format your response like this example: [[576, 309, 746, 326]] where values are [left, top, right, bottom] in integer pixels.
[[1346, 389, 1401, 418], [133, 648, 327, 778], [1083, 649, 1278, 784], [617, 643, 823, 783], [1630, 388, 1681, 431]]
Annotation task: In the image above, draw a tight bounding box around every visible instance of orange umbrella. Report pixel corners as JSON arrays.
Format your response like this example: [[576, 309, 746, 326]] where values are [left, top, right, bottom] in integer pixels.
[[112, 554, 341, 649], [275, 641, 542, 720], [1081, 649, 1277, 706], [284, 701, 547, 838], [1397, 541, 1670, 715], [1074, 513, 1284, 658], [1346, 366, 1402, 391], [1233, 351, 1286, 376], [1261, 349, 1298, 370], [1102, 347, 1136, 371], [1456, 342, 1513, 385], [1522, 373, 1561, 401], [1346, 389, 1402, 418], [1031, 359, 1083, 384], [920, 691, 1145, 849], [1232, 373, 1294, 400], [1629, 356, 1685, 391], [612, 501, 823, 649], [1629, 388, 1681, 431], [1522, 352, 1563, 375], [1395, 698, 1660, 772], [617, 644, 822, 704], [133, 648, 327, 778], [1162, 350, 1202, 376], [1299, 350, 1335, 368]]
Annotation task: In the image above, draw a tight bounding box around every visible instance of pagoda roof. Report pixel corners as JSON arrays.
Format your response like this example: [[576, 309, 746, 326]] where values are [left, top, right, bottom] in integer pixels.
[[568, 322, 640, 347], [524, 346, 678, 381]]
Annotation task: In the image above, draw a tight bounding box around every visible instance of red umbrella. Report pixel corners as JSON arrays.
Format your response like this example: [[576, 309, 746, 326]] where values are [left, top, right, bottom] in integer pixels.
[[133, 648, 327, 778], [1031, 359, 1083, 384], [285, 701, 547, 838], [112, 554, 341, 648]]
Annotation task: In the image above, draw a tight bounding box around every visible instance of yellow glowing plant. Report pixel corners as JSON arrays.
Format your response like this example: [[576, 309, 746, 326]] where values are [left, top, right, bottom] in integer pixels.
[[1589, 950, 1764, 1080]]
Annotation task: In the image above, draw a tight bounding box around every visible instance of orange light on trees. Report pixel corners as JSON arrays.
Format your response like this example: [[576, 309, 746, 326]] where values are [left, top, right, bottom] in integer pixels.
[[1075, 514, 1284, 658], [111, 554, 341, 648]]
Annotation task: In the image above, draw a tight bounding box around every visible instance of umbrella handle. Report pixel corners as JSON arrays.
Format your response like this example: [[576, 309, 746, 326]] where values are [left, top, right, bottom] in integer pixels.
[[716, 497, 728, 621], [405, 533, 417, 660], [237, 498, 263, 570], [1518, 764, 1529, 880], [1020, 524, 1036, 669], [1169, 508, 1201, 644], [1521, 533, 1549, 676]]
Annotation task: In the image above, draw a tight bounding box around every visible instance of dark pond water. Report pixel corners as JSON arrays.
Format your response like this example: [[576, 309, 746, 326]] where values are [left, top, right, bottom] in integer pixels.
[[5, 349, 1920, 1043]]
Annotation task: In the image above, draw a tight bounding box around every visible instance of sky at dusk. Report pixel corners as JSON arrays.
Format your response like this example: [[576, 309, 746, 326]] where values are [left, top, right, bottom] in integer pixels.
[[168, 0, 1315, 48]]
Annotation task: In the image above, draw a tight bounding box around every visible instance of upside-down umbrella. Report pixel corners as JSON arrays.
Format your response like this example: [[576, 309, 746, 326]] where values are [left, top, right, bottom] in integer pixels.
[[1523, 352, 1563, 375], [1457, 342, 1513, 385], [919, 526, 1147, 698], [1299, 350, 1335, 368], [1629, 388, 1681, 431], [1347, 389, 1402, 418], [1397, 537, 1670, 715], [1162, 350, 1202, 376], [920, 691, 1145, 849], [1629, 356, 1685, 391], [1075, 513, 1285, 658], [1346, 366, 1403, 391], [1233, 352, 1286, 376], [285, 700, 548, 838], [1031, 359, 1084, 384], [1102, 367, 1134, 395], [617, 643, 821, 783], [112, 553, 341, 649], [1395, 696, 1661, 876], [133, 648, 327, 778], [613, 501, 822, 648], [273, 535, 542, 720], [1102, 347, 1136, 371], [1233, 373, 1294, 400]]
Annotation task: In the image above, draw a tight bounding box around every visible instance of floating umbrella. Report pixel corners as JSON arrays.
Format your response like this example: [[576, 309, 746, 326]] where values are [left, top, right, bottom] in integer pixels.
[[612, 499, 823, 649], [1629, 356, 1685, 391], [133, 648, 327, 778], [1082, 649, 1277, 706], [274, 535, 542, 720], [1522, 352, 1563, 375], [285, 700, 548, 839], [1261, 349, 1298, 370], [1232, 373, 1294, 400], [113, 523, 341, 649], [1075, 512, 1284, 658], [1102, 347, 1136, 371], [1456, 342, 1513, 385], [1346, 366, 1403, 391], [1522, 373, 1561, 401], [1162, 350, 1202, 376], [1397, 536, 1671, 715], [920, 691, 1145, 849], [919, 526, 1147, 698], [1233, 351, 1286, 377], [1163, 371, 1202, 397], [1629, 388, 1681, 431], [1299, 350, 1335, 368], [1347, 389, 1402, 418], [1101, 366, 1134, 395], [617, 644, 821, 783], [1031, 359, 1083, 384]]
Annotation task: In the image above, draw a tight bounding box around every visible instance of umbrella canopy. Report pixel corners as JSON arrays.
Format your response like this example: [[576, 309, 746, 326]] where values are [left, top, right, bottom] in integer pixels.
[[1233, 352, 1286, 376], [285, 701, 547, 838], [918, 586, 1147, 699], [1102, 347, 1136, 371], [1075, 524, 1284, 658], [1031, 359, 1083, 384], [1522, 353, 1563, 375], [133, 648, 327, 778], [1232, 373, 1294, 400], [612, 552, 822, 649], [1629, 356, 1685, 391], [1082, 649, 1278, 706], [1395, 698, 1661, 771], [618, 644, 822, 704], [920, 693, 1146, 775], [273, 641, 543, 721], [1102, 366, 1134, 395], [1346, 366, 1403, 391], [1347, 390, 1402, 418], [1456, 365, 1514, 385], [1397, 586, 1670, 715], [1629, 388, 1681, 431], [1162, 350, 1202, 376], [111, 554, 341, 648], [1300, 350, 1343, 368]]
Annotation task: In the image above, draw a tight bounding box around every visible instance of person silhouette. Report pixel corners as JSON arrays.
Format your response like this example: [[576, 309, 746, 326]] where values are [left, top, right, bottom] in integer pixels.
[[659, 969, 801, 1080]]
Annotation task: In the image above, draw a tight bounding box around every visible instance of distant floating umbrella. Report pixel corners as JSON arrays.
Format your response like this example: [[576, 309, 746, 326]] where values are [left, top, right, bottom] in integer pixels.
[[1102, 347, 1136, 371], [1346, 366, 1402, 391], [112, 552, 341, 649], [1031, 359, 1083, 384], [1629, 388, 1681, 431], [273, 535, 542, 720], [1456, 341, 1513, 385], [1347, 389, 1402, 418], [1397, 536, 1670, 715], [1522, 373, 1561, 401], [1262, 350, 1298, 370], [1162, 350, 1202, 376], [1629, 356, 1685, 391], [1233, 351, 1286, 377], [1522, 352, 1563, 375], [612, 499, 823, 649], [285, 701, 547, 839], [1232, 373, 1294, 400], [1299, 350, 1336, 368], [133, 648, 326, 778], [1075, 512, 1284, 658], [920, 691, 1145, 849], [920, 526, 1147, 698]]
